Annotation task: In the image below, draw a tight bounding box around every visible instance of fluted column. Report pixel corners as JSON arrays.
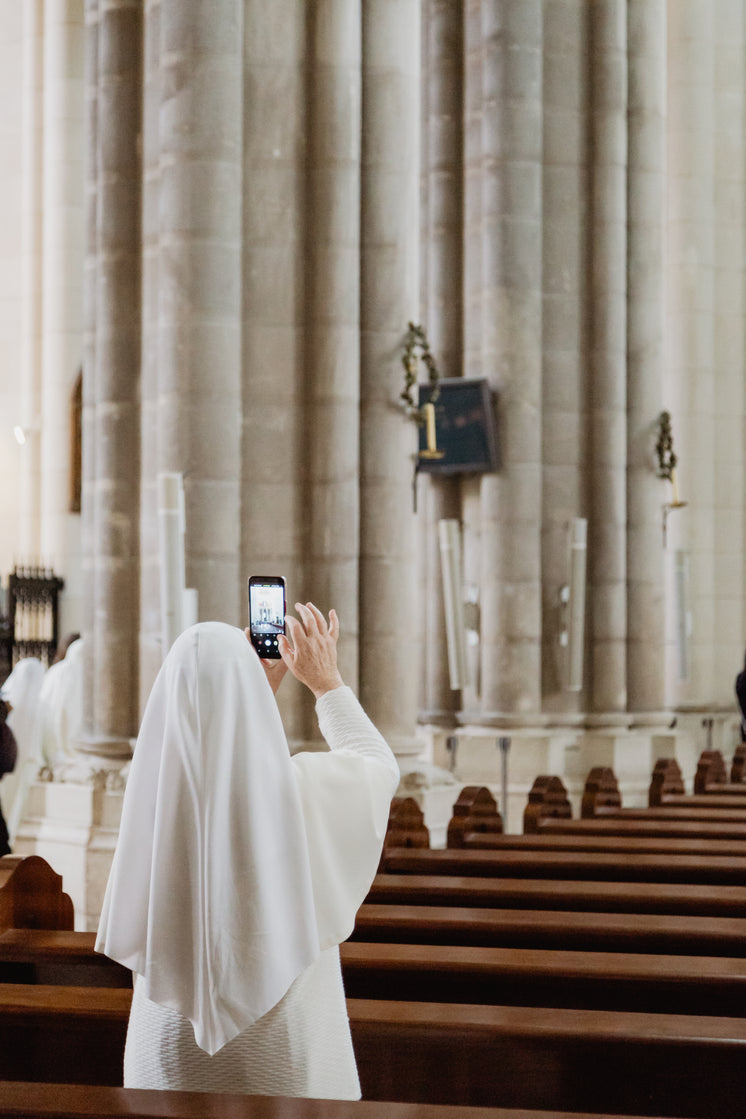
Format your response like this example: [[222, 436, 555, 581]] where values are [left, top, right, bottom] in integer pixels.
[[138, 0, 162, 706], [18, 0, 44, 562], [83, 0, 142, 758], [80, 0, 98, 740], [420, 0, 463, 723], [240, 1, 306, 742], [460, 0, 484, 717], [479, 0, 543, 720], [156, 1, 243, 624], [540, 0, 588, 709], [40, 0, 85, 628], [587, 0, 627, 713], [359, 0, 421, 757], [626, 0, 666, 712], [305, 1, 362, 699], [665, 1, 714, 707], [712, 2, 745, 705]]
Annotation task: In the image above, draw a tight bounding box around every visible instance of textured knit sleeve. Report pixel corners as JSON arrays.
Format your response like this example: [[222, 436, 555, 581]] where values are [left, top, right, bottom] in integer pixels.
[[315, 685, 400, 787]]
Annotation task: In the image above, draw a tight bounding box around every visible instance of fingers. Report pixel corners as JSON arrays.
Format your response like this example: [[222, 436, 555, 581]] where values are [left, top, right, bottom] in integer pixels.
[[328, 608, 339, 642]]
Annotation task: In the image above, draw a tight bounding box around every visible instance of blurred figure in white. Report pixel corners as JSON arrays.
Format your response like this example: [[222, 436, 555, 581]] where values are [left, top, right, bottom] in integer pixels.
[[0, 657, 45, 842], [39, 636, 84, 768]]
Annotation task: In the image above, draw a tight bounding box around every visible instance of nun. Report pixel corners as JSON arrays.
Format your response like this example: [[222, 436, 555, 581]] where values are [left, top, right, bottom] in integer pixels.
[[0, 656, 45, 843], [96, 602, 399, 1098]]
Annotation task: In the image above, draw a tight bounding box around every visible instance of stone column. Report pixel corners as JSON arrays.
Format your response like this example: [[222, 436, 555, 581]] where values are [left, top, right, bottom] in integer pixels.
[[460, 0, 484, 718], [240, 1, 307, 742], [85, 0, 142, 758], [540, 0, 588, 710], [419, 0, 464, 724], [138, 0, 162, 704], [359, 0, 421, 759], [156, 0, 243, 626], [478, 0, 543, 720], [304, 0, 362, 698], [664, 2, 714, 708], [625, 0, 666, 713], [18, 0, 44, 562], [80, 0, 98, 740], [40, 0, 85, 629], [712, 3, 744, 705], [586, 0, 627, 714]]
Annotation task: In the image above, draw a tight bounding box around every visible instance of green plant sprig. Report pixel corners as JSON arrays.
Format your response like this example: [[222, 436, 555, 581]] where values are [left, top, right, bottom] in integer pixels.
[[400, 322, 441, 424]]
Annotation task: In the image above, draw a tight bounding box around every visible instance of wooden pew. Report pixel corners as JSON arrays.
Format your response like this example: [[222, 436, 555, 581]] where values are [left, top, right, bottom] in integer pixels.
[[567, 767, 746, 824], [649, 757, 746, 809], [446, 787, 502, 848], [0, 856, 73, 932], [7, 927, 746, 1017], [353, 902, 746, 957], [341, 940, 746, 1017], [380, 844, 746, 886], [444, 779, 746, 848], [367, 873, 746, 917], [0, 983, 744, 1116], [694, 749, 746, 794], [0, 1081, 699, 1119], [383, 797, 430, 850], [0, 929, 130, 987]]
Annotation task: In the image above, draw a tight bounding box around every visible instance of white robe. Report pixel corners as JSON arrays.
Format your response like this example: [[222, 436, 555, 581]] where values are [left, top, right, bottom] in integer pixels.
[[96, 622, 399, 1096]]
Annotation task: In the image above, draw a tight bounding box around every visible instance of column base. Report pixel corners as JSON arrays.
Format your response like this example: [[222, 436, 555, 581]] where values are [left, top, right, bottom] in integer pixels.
[[11, 762, 128, 931]]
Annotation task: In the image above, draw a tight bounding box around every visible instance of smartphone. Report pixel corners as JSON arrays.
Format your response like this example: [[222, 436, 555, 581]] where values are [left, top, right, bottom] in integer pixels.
[[248, 576, 286, 659]]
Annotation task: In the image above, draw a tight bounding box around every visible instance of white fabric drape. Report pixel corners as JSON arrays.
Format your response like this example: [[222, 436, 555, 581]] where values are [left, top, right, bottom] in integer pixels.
[[0, 657, 45, 840], [38, 638, 84, 766], [96, 622, 395, 1056]]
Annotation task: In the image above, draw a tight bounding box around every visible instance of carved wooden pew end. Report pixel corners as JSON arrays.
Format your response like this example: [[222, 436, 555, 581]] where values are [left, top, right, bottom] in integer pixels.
[[384, 797, 430, 851], [694, 749, 728, 793], [580, 766, 621, 818], [648, 758, 685, 806], [523, 775, 572, 834], [0, 856, 74, 932], [446, 786, 502, 849]]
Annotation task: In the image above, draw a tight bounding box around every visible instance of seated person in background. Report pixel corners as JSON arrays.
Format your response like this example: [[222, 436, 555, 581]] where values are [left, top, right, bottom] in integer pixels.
[[96, 602, 399, 1098], [737, 649, 746, 743], [0, 700, 17, 856]]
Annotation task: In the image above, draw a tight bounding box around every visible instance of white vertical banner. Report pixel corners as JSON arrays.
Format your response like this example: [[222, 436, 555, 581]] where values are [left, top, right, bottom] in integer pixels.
[[438, 519, 468, 690], [567, 517, 588, 692], [158, 472, 186, 655]]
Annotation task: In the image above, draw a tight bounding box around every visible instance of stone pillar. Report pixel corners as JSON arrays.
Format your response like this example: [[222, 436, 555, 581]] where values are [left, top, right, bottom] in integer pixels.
[[156, 0, 243, 624], [18, 0, 44, 562], [85, 0, 142, 758], [40, 0, 85, 630], [80, 0, 98, 739], [665, 1, 714, 707], [240, 1, 307, 742], [138, 0, 162, 705], [478, 0, 543, 720], [540, 0, 588, 709], [305, 0, 362, 699], [419, 0, 463, 724], [359, 0, 421, 759], [625, 0, 666, 713], [712, 2, 745, 705], [460, 0, 484, 718], [587, 0, 627, 713]]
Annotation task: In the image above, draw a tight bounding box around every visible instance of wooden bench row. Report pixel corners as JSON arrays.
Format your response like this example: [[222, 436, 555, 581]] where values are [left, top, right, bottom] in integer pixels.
[[0, 981, 741, 1116], [0, 1082, 625, 1119]]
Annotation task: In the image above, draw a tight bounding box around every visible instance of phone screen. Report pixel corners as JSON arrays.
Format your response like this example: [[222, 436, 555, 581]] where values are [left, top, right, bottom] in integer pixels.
[[248, 577, 286, 659]]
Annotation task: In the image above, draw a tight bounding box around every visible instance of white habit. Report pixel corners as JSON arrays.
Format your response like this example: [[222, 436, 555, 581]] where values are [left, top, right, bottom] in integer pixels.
[[96, 622, 399, 1097]]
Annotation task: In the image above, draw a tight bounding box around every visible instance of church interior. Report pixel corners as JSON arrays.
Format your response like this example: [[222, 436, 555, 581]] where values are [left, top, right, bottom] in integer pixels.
[[1, 0, 746, 1113]]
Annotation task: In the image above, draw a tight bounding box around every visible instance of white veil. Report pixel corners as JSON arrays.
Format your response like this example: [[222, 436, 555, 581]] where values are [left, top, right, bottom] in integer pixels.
[[96, 622, 391, 1055]]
